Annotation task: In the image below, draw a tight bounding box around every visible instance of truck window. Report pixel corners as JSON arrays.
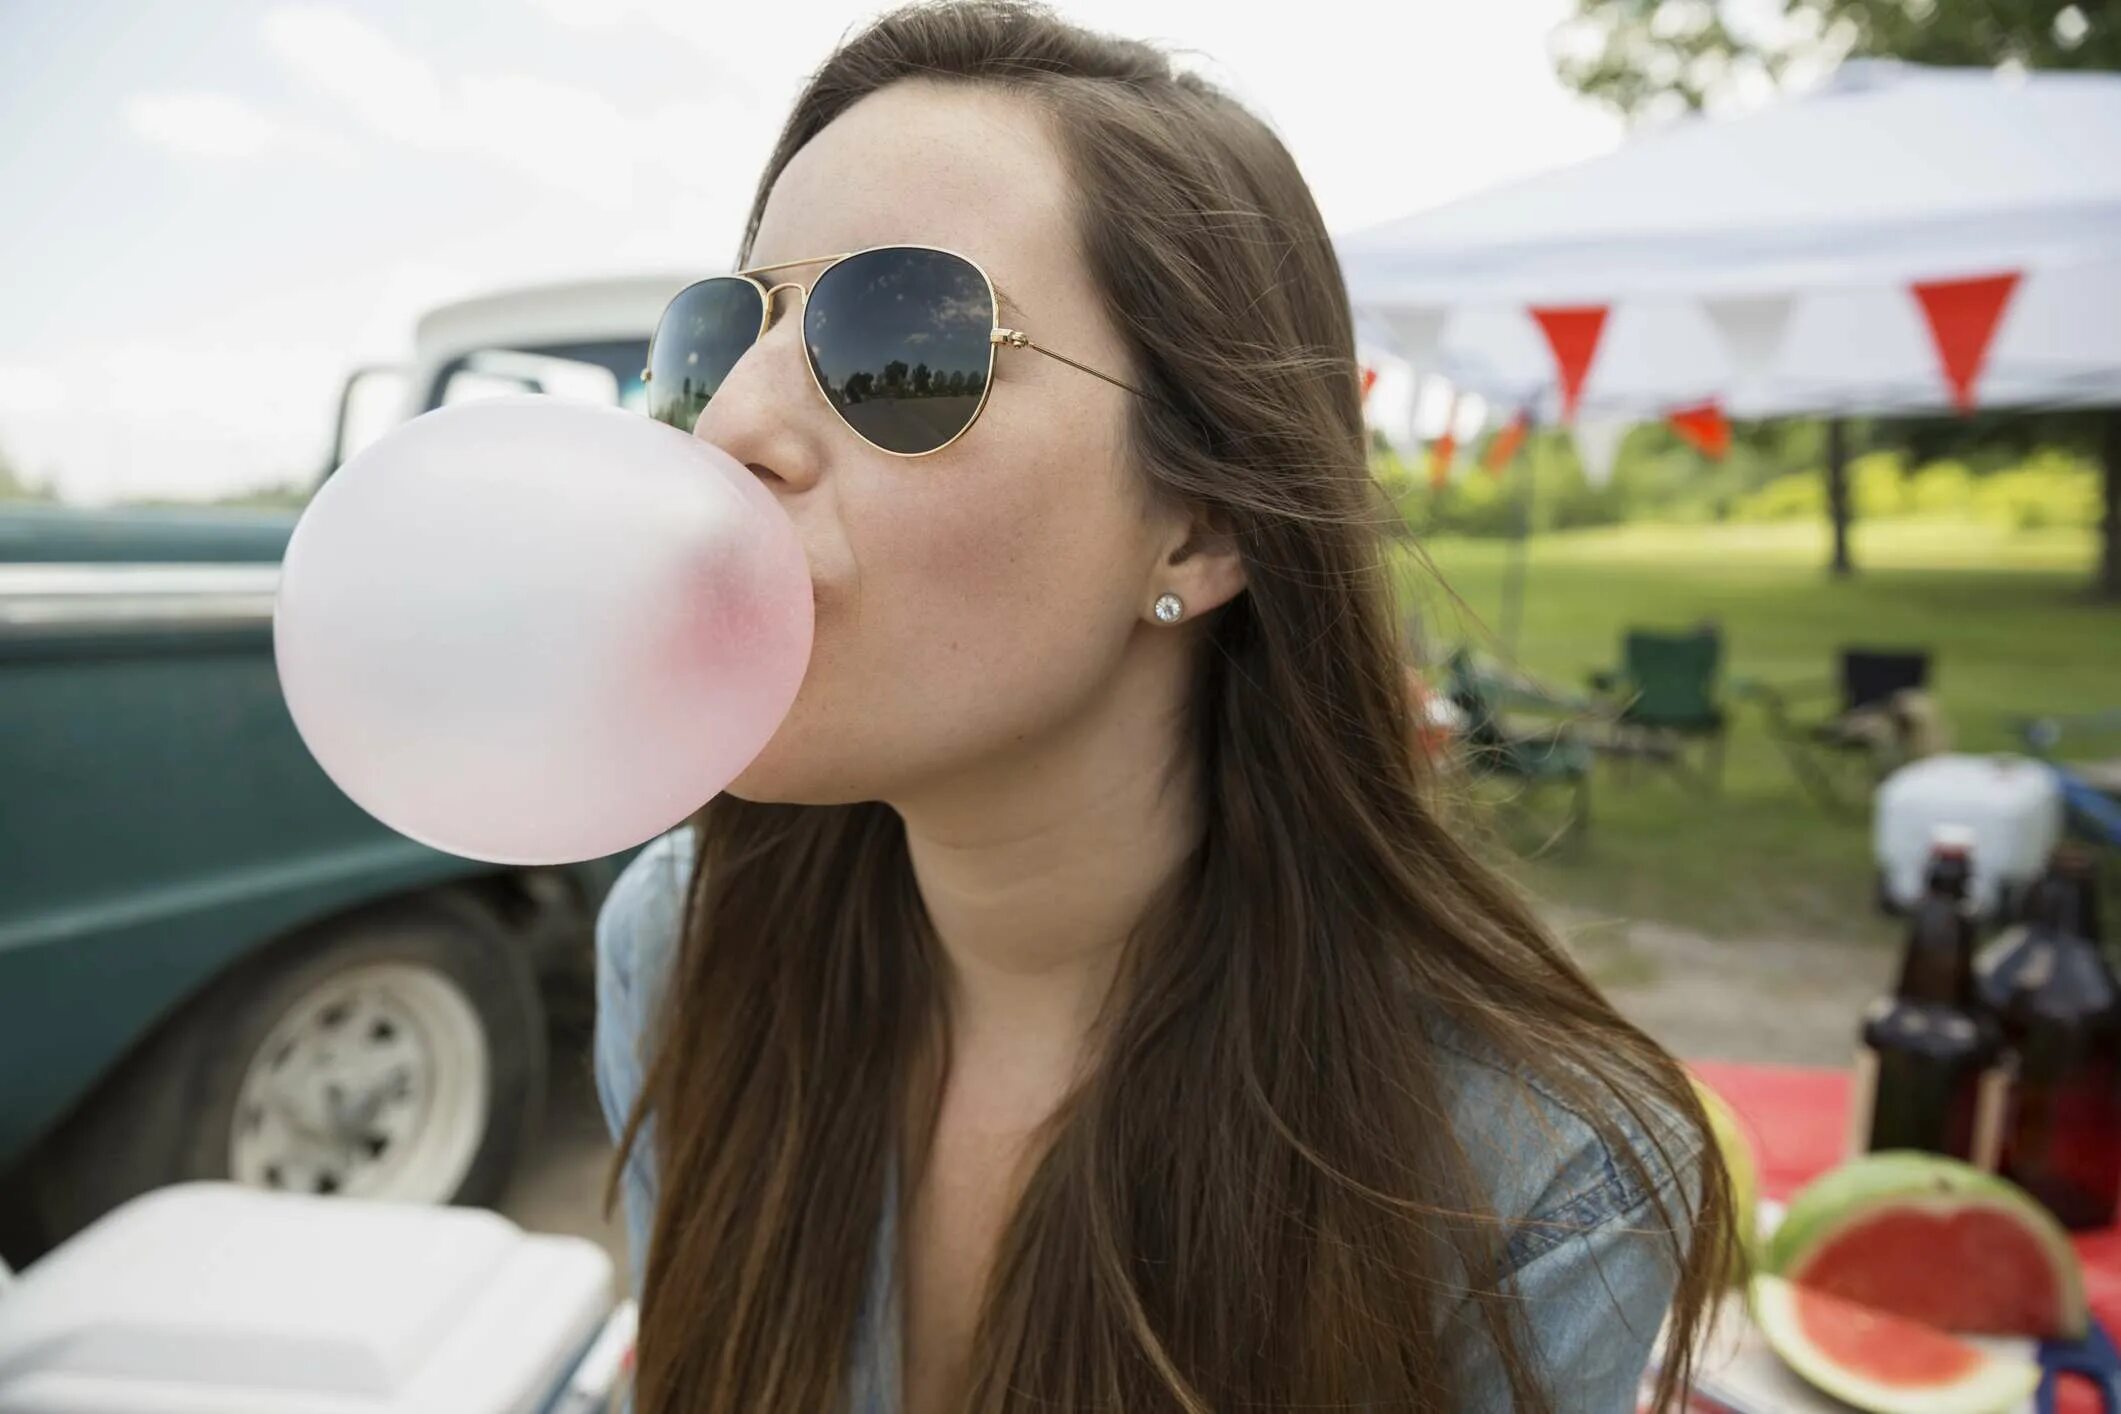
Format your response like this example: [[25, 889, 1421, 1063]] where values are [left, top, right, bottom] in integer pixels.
[[426, 339, 649, 417]]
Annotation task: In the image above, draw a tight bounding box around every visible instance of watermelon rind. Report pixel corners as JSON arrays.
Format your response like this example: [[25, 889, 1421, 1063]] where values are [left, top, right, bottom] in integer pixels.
[[1763, 1150, 2086, 1340], [1751, 1274, 2041, 1414], [1691, 1077, 1759, 1286]]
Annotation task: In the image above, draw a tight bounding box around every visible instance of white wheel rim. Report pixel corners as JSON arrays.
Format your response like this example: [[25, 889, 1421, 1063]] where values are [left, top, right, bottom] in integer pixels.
[[230, 959, 490, 1202]]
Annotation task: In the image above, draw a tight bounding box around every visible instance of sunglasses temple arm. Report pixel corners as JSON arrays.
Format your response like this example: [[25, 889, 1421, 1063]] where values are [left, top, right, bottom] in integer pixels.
[[1012, 338, 1156, 403]]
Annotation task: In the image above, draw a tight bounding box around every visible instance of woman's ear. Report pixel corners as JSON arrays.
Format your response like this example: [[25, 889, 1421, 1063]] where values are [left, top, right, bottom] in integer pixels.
[[1147, 507, 1246, 623]]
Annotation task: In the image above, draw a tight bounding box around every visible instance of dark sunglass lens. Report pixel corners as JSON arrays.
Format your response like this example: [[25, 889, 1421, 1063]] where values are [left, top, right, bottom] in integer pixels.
[[805, 248, 993, 455], [646, 278, 764, 432]]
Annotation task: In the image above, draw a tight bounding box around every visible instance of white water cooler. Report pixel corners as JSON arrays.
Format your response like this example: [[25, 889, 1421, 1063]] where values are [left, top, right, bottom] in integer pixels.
[[1873, 753, 2064, 919]]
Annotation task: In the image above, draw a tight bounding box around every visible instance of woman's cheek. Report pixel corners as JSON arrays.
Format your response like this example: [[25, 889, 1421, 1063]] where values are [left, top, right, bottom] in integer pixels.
[[870, 476, 1049, 598]]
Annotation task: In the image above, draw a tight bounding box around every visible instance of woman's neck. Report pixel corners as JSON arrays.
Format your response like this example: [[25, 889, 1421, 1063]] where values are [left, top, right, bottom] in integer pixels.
[[890, 658, 1199, 1063]]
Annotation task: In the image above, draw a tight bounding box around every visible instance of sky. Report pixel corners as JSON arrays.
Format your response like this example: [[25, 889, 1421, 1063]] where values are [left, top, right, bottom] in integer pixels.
[[0, 0, 1632, 504]]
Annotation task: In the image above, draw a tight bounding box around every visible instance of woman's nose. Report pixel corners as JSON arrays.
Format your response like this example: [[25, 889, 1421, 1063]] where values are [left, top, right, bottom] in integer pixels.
[[694, 284, 824, 492]]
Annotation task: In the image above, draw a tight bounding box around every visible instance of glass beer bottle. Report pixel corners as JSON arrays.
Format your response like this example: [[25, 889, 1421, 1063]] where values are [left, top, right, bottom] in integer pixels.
[[1976, 847, 2121, 1230], [1849, 826, 2009, 1165]]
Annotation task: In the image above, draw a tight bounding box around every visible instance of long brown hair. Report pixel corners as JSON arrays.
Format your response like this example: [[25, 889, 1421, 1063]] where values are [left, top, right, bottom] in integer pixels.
[[609, 4, 1735, 1409]]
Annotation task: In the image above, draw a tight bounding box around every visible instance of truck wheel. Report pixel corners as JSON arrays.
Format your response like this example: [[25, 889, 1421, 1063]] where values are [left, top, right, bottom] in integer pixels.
[[28, 895, 544, 1246]]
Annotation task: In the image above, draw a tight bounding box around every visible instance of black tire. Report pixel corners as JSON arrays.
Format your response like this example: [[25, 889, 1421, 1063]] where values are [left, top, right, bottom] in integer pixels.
[[24, 893, 545, 1252]]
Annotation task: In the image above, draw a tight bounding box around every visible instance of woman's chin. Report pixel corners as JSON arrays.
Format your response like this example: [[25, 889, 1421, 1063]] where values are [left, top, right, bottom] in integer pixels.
[[722, 752, 803, 805], [723, 736, 874, 807]]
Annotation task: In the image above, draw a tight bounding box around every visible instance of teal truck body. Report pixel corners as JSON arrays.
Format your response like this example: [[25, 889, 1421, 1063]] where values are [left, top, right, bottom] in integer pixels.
[[0, 274, 690, 1255]]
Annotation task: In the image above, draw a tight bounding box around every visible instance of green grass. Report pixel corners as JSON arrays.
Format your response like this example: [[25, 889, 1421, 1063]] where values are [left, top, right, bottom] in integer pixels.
[[1401, 519, 2117, 945]]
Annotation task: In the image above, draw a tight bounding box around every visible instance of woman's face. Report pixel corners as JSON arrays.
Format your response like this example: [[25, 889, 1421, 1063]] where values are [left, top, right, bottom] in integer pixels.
[[703, 80, 1211, 806]]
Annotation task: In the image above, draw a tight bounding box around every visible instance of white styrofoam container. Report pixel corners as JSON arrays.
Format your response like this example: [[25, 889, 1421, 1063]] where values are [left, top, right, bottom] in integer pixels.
[[0, 1182, 615, 1414], [1873, 753, 2064, 917]]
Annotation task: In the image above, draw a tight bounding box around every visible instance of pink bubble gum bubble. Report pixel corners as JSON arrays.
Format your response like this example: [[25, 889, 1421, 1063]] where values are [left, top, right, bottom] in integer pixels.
[[274, 396, 814, 864]]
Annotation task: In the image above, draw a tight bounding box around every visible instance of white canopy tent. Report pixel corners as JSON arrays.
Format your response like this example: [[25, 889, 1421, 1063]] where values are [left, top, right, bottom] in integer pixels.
[[1336, 61, 2121, 425]]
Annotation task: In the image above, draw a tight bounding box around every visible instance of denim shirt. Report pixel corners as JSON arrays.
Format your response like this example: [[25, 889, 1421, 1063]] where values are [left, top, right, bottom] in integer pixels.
[[594, 828, 1701, 1413]]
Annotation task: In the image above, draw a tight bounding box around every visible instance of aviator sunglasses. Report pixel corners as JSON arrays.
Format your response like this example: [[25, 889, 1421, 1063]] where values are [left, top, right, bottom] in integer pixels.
[[643, 243, 1153, 457]]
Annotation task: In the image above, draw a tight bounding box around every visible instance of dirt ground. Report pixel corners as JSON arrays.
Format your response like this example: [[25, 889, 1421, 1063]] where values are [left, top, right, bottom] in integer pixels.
[[1557, 908, 1898, 1066], [498, 1016, 632, 1280], [499, 911, 1898, 1280]]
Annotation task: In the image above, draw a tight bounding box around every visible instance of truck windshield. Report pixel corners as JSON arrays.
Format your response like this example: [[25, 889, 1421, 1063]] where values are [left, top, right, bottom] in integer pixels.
[[427, 339, 649, 415]]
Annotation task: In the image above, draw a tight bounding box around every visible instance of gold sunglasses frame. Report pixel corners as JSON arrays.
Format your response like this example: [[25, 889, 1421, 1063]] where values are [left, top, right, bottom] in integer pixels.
[[642, 242, 1153, 459]]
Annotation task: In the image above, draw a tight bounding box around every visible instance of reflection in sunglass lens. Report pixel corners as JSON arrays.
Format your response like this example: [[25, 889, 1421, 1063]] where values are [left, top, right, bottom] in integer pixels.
[[805, 248, 994, 455], [647, 277, 765, 433]]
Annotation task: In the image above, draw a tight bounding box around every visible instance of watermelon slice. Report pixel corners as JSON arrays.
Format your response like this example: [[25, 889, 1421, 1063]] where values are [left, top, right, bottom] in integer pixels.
[[1751, 1273, 2041, 1414], [1765, 1151, 2086, 1340]]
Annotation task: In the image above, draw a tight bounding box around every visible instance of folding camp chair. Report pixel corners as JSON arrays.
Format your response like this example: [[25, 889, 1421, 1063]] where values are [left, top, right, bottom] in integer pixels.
[[2018, 708, 2121, 854], [1738, 647, 1943, 811], [1444, 648, 1593, 846], [1588, 627, 1729, 792]]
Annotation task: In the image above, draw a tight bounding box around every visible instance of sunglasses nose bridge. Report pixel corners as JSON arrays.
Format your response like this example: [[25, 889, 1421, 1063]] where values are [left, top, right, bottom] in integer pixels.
[[759, 279, 807, 335]]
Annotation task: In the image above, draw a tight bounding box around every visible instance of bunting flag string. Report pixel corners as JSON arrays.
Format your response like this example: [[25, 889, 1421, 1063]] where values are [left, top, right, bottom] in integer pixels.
[[1529, 304, 1610, 423], [1426, 430, 1458, 491], [1483, 408, 1532, 475], [1572, 417, 1629, 489], [1383, 307, 1447, 371], [1911, 271, 2020, 413], [1426, 390, 1460, 491], [1702, 294, 1793, 389], [1666, 401, 1732, 460]]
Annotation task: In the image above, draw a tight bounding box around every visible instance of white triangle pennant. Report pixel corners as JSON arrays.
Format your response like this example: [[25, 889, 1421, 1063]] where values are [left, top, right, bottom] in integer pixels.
[[1379, 306, 1448, 372], [1572, 417, 1630, 489], [1365, 360, 1422, 454], [1703, 294, 1794, 387]]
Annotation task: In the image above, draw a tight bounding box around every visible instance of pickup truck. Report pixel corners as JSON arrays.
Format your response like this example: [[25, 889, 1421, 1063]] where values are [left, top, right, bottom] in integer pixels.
[[0, 272, 692, 1263]]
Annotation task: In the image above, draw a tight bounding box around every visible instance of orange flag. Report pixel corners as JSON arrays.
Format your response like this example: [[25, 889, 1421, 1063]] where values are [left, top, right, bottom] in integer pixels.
[[1529, 305, 1609, 422], [1666, 401, 1731, 460], [1912, 272, 2019, 413], [1483, 409, 1531, 475], [1426, 431, 1458, 491]]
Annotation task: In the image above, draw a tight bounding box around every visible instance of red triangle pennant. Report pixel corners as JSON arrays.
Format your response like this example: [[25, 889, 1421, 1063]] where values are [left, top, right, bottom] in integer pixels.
[[1911, 272, 2020, 414], [1426, 432, 1457, 491], [1667, 401, 1731, 460], [1360, 364, 1379, 403], [1483, 410, 1531, 475], [1529, 305, 1609, 422]]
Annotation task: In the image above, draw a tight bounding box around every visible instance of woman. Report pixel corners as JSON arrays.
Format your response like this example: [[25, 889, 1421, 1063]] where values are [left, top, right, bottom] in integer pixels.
[[596, 4, 1736, 1410]]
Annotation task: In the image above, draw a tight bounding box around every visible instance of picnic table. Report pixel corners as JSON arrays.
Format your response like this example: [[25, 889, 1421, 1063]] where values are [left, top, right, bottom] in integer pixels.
[[1663, 1061, 2121, 1414]]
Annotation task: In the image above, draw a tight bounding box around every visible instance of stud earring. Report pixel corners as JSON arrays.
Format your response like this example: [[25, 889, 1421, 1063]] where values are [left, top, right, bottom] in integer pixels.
[[1152, 592, 1185, 624]]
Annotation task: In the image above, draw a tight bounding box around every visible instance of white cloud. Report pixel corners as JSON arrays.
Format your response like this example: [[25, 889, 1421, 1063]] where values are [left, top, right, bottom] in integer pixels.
[[0, 365, 67, 417], [258, 3, 768, 209], [526, 0, 617, 28], [524, 0, 827, 105], [123, 90, 353, 162], [261, 4, 447, 145], [452, 72, 638, 205], [7, 340, 350, 504], [342, 260, 483, 362]]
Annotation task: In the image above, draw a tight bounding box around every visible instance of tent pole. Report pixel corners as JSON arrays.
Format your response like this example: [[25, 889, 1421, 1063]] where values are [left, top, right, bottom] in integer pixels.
[[1825, 417, 1853, 579], [1501, 433, 1535, 659], [2100, 408, 2120, 602]]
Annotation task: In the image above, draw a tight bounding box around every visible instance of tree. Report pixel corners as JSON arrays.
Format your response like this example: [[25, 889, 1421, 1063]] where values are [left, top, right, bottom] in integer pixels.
[[1557, 1, 2120, 125], [0, 439, 56, 503], [1555, 0, 2121, 595]]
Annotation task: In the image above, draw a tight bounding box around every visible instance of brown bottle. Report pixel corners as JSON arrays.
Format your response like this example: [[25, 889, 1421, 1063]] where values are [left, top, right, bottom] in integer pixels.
[[1849, 826, 2009, 1165], [1975, 847, 2121, 1230]]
